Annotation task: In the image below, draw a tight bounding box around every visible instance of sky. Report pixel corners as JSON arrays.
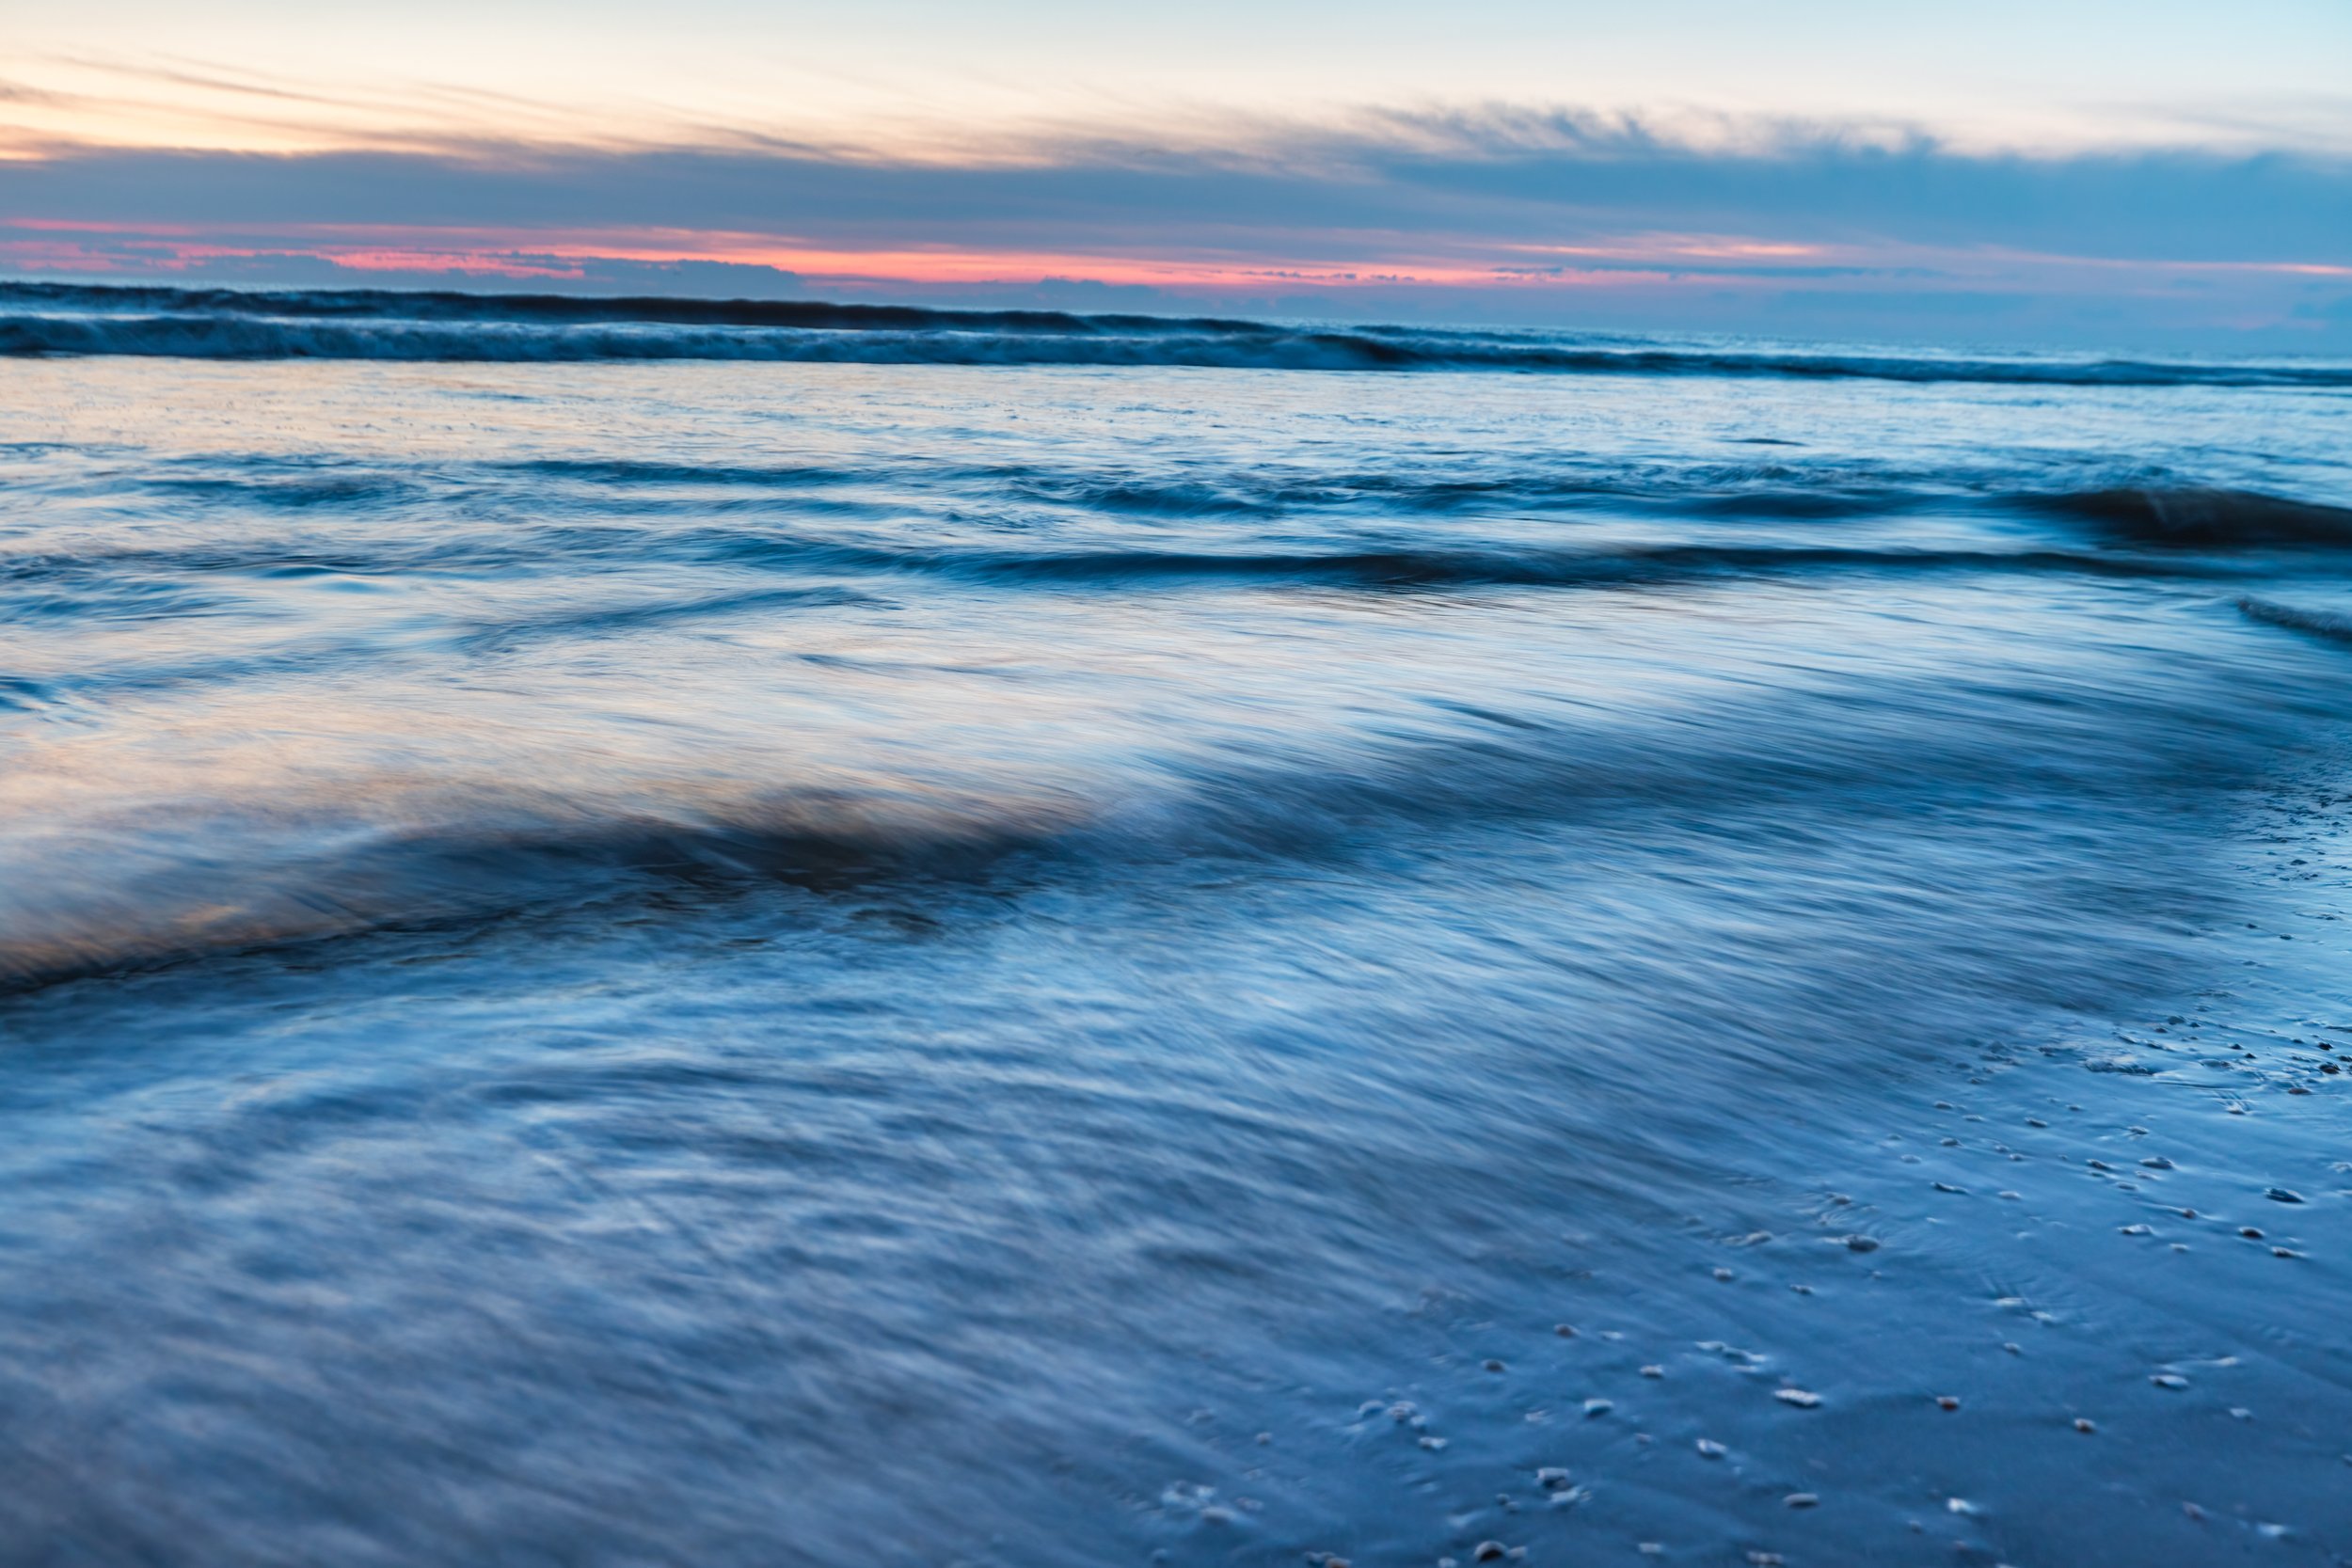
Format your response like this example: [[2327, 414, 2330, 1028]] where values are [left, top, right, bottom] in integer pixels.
[[3, 1, 2349, 345]]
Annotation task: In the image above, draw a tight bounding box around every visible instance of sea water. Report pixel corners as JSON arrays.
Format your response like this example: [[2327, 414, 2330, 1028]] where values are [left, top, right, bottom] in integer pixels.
[[1, 285, 2349, 1565]]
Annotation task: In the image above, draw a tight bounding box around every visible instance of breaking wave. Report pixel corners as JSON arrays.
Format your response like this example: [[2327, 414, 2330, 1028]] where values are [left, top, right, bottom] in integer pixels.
[[6, 282, 2350, 387], [2039, 487, 2352, 548], [2238, 595, 2352, 646], [0, 657, 2181, 991], [0, 786, 1066, 991]]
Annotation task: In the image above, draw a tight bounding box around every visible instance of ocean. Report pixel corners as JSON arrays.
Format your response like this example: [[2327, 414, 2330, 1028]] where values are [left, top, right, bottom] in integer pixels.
[[2, 281, 2349, 1566]]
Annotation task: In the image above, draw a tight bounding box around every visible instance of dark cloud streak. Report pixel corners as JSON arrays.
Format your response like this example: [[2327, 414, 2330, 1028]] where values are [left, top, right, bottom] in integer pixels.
[[3, 124, 2345, 265], [2, 117, 2346, 346]]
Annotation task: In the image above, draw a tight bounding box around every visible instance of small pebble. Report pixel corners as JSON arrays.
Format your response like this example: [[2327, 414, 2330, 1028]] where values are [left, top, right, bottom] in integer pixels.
[[1774, 1388, 1822, 1408], [1747, 1554, 1784, 1567], [2240, 1227, 2265, 1239], [2002, 1342, 2022, 1355], [2230, 1407, 2252, 1420], [2273, 1246, 2302, 1259], [2074, 1418, 2095, 1433], [1421, 1435, 1448, 1450], [2026, 1117, 2048, 1128], [1554, 1323, 1577, 1338], [1641, 1365, 1663, 1379], [2120, 1224, 2153, 1236], [1843, 1235, 1881, 1253], [1785, 1492, 1819, 1509], [1584, 1399, 1613, 1418], [1484, 1359, 1505, 1373], [1535, 1467, 1572, 1491], [2152, 1373, 2189, 1390], [1933, 1181, 1964, 1194], [1696, 1438, 1726, 1458], [1713, 1267, 1736, 1282], [2141, 1156, 2174, 1169], [1997, 1190, 2021, 1200], [1473, 1543, 1506, 1563], [2266, 1188, 2305, 1204], [1935, 1396, 1960, 1411]]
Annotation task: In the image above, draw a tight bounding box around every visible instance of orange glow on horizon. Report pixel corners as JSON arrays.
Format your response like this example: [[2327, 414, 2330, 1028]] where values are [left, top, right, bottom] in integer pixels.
[[5, 220, 2345, 297], [0, 226, 1746, 293]]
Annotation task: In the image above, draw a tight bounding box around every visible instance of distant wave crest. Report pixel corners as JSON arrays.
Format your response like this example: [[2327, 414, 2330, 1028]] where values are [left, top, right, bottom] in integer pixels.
[[5, 283, 2349, 387]]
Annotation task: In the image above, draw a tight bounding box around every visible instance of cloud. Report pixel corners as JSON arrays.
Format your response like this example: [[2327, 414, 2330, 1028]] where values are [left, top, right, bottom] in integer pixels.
[[8, 117, 2346, 261], [1, 114, 2346, 346]]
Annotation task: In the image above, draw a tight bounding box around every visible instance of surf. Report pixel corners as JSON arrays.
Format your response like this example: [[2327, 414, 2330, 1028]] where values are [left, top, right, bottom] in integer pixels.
[[7, 281, 2349, 387]]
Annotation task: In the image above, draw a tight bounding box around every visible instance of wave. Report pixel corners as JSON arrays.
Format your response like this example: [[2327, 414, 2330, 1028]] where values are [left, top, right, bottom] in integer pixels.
[[0, 280, 1270, 336], [2237, 595, 2352, 646], [501, 464, 2352, 550], [753, 540, 2186, 590], [0, 660, 2100, 990], [143, 471, 431, 511], [8, 477, 2336, 651], [6, 283, 2348, 387], [493, 460, 2352, 537], [6, 484, 2291, 625], [2036, 487, 2352, 548], [508, 457, 872, 489], [0, 536, 2187, 641], [0, 788, 1069, 991], [0, 597, 2270, 998], [37, 427, 2348, 561]]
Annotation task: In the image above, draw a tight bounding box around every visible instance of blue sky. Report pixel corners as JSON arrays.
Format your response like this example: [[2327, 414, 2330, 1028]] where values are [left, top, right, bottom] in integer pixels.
[[3, 2, 2347, 345]]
